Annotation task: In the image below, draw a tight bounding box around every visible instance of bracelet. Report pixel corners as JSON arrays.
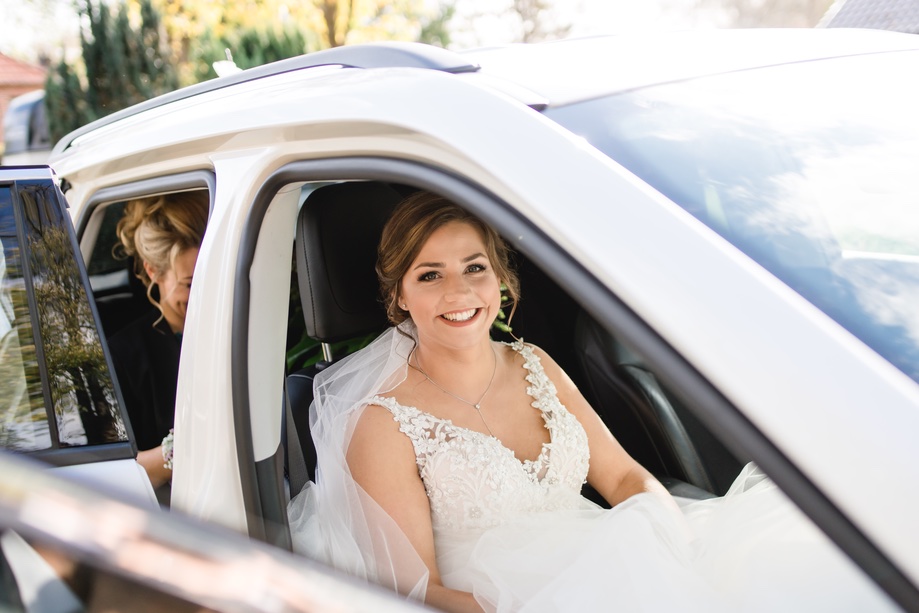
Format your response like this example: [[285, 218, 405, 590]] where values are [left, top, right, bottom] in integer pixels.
[[162, 428, 175, 470]]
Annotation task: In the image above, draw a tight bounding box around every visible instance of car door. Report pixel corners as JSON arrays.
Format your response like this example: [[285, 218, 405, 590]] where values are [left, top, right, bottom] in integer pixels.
[[0, 166, 152, 503]]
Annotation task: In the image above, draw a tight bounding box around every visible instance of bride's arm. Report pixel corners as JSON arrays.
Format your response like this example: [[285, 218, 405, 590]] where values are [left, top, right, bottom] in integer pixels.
[[531, 346, 672, 506], [348, 404, 484, 613]]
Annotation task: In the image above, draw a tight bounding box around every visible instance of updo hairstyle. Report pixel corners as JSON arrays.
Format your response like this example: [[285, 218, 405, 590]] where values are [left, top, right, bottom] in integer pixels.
[[376, 191, 520, 326], [115, 191, 209, 308]]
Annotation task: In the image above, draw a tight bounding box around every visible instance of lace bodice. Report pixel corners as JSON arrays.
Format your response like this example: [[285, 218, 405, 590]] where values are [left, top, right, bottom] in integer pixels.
[[370, 341, 590, 532]]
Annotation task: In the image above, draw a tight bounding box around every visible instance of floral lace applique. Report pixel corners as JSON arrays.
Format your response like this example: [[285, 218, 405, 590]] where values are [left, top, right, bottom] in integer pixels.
[[370, 341, 590, 531]]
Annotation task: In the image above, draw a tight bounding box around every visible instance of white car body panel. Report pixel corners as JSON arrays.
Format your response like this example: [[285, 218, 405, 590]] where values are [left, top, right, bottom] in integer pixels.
[[45, 29, 919, 592], [52, 459, 157, 507]]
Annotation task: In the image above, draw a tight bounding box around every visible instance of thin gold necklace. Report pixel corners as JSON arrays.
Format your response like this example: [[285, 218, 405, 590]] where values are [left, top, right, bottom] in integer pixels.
[[411, 344, 498, 436]]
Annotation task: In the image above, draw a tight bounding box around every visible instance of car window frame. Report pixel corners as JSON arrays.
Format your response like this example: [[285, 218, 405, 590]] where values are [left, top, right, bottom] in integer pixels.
[[63, 171, 216, 459], [72, 170, 216, 246], [0, 166, 134, 466], [235, 156, 917, 610]]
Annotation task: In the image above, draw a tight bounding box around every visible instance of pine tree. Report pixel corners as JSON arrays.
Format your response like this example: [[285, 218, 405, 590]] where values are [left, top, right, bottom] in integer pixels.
[[190, 25, 314, 82], [44, 61, 92, 146], [43, 0, 178, 143], [419, 1, 456, 48]]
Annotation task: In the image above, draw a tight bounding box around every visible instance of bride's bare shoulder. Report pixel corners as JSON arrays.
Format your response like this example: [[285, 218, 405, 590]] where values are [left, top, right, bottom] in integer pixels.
[[349, 402, 414, 461]]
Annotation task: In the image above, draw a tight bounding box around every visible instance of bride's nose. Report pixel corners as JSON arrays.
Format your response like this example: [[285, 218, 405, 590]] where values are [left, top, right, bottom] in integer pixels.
[[443, 274, 472, 301]]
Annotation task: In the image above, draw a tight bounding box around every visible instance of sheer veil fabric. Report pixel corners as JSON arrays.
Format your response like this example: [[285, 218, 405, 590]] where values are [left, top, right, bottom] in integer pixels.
[[287, 321, 896, 612], [287, 321, 429, 599]]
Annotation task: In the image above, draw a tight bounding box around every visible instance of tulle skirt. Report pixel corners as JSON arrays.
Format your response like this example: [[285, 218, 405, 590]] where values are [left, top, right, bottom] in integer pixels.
[[435, 464, 897, 613]]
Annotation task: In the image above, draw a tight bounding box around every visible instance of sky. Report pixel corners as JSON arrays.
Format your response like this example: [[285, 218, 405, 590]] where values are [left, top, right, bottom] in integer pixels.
[[448, 0, 711, 48], [0, 0, 724, 65]]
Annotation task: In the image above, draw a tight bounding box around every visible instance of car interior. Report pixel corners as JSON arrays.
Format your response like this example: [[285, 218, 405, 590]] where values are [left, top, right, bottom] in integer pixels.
[[283, 180, 746, 506], [87, 180, 746, 520]]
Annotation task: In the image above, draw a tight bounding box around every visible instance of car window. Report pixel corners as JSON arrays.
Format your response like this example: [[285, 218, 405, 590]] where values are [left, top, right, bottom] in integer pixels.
[[0, 176, 127, 454], [546, 51, 919, 385], [0, 186, 50, 452]]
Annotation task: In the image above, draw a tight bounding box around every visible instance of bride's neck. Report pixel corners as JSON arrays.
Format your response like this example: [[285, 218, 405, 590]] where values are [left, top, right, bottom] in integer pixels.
[[413, 339, 495, 382]]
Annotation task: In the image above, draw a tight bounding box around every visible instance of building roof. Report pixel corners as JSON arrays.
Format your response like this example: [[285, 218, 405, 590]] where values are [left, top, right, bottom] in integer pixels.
[[819, 0, 919, 34], [0, 53, 46, 88]]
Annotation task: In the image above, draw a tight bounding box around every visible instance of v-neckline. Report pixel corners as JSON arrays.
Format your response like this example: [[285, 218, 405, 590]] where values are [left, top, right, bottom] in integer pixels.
[[370, 339, 554, 475], [374, 395, 554, 475]]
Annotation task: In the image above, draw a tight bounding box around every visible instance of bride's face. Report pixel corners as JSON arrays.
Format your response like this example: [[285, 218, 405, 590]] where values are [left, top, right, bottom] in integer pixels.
[[399, 221, 502, 351]]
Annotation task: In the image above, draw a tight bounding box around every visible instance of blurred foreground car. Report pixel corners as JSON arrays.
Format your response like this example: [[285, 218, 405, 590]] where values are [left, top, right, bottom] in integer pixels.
[[3, 28, 918, 611], [0, 451, 426, 612]]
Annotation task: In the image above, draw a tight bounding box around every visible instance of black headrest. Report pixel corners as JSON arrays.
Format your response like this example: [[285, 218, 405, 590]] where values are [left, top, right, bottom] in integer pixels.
[[295, 182, 404, 343]]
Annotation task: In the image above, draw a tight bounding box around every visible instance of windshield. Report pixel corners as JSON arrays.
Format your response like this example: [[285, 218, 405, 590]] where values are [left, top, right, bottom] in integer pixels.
[[546, 51, 919, 384]]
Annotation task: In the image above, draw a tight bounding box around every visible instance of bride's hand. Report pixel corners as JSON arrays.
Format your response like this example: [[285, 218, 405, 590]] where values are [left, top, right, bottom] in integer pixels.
[[425, 583, 484, 613]]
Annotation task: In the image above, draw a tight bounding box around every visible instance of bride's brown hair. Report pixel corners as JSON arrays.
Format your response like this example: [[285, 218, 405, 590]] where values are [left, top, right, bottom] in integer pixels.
[[376, 191, 520, 326]]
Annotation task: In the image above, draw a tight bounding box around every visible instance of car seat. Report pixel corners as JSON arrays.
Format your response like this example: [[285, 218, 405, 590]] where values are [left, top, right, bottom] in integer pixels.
[[285, 182, 406, 496]]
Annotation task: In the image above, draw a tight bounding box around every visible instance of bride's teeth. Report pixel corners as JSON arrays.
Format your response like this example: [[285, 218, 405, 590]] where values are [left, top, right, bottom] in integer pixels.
[[443, 309, 477, 322]]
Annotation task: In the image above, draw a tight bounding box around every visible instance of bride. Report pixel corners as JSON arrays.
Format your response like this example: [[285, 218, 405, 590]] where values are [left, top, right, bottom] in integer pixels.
[[288, 192, 895, 612]]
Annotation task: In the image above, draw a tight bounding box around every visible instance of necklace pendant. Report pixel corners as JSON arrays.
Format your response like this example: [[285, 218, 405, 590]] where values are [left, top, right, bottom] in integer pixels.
[[474, 404, 481, 410]]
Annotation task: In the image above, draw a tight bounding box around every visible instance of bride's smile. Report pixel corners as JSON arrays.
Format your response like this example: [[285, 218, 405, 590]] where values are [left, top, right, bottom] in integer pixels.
[[440, 307, 478, 322]]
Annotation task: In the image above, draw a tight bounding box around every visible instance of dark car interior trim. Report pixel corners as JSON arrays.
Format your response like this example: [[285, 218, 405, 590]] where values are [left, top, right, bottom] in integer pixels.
[[74, 170, 216, 238], [29, 442, 138, 467]]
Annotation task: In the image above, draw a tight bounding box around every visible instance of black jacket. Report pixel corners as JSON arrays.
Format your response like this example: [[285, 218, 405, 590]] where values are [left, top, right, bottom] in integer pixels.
[[108, 310, 181, 451]]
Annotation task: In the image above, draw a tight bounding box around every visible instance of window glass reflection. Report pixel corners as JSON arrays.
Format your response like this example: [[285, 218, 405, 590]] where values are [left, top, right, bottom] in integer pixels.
[[547, 52, 919, 384], [0, 186, 51, 451], [17, 181, 127, 446]]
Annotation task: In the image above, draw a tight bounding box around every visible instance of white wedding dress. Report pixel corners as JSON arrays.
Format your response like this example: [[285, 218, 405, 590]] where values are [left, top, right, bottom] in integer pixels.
[[288, 324, 896, 612]]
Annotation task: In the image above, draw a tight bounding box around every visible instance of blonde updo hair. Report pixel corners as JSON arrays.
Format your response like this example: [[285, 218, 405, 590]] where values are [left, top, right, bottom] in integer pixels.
[[376, 191, 519, 326], [115, 191, 209, 310]]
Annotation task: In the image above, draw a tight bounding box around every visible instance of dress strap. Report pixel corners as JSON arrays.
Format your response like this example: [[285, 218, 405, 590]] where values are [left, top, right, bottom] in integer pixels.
[[367, 395, 437, 469], [369, 395, 423, 428], [507, 340, 560, 416]]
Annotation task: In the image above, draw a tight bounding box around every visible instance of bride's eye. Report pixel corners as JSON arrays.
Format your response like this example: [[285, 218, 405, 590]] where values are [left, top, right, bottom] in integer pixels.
[[418, 271, 440, 282], [466, 263, 487, 274]]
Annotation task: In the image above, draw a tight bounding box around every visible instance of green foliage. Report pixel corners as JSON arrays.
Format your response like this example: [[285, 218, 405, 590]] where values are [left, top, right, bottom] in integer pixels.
[[43, 0, 178, 143], [418, 1, 456, 48], [492, 282, 513, 334], [43, 61, 92, 147], [190, 25, 317, 82]]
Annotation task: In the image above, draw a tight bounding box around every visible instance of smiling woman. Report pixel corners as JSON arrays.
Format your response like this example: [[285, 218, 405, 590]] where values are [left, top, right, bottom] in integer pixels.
[[375, 191, 520, 330], [287, 190, 897, 613]]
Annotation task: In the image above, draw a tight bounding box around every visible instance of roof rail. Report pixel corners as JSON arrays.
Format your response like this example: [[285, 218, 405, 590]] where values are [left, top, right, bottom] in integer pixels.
[[52, 42, 479, 155]]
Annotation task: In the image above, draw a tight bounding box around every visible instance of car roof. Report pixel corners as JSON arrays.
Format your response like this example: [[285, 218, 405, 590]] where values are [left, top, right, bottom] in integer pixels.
[[51, 28, 919, 156], [462, 28, 919, 106]]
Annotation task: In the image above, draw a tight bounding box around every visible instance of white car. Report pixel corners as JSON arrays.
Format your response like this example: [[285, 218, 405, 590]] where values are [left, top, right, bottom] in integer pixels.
[[2, 28, 918, 610]]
